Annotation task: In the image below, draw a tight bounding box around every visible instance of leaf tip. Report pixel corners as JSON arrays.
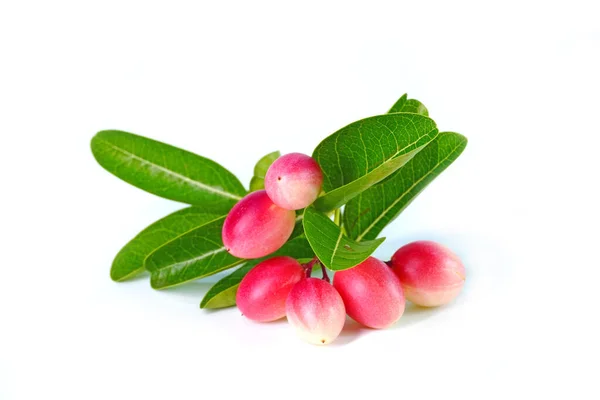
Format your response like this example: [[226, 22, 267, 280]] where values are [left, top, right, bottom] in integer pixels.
[[109, 270, 122, 282]]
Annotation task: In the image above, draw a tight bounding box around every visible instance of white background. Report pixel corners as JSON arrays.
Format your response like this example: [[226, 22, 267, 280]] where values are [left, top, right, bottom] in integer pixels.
[[1, 0, 599, 399]]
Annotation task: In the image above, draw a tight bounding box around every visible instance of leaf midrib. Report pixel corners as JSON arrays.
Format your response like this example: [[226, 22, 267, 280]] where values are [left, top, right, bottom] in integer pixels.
[[97, 138, 243, 201], [369, 117, 437, 170], [321, 124, 437, 192], [355, 142, 464, 242], [329, 229, 344, 266], [154, 247, 227, 272]]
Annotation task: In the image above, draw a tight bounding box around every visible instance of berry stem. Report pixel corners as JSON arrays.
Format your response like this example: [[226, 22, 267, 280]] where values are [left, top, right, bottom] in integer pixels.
[[302, 256, 320, 278], [320, 263, 330, 283], [305, 267, 312, 278]]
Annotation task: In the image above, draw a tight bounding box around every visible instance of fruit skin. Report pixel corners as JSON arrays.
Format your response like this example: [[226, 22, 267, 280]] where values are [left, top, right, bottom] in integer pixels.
[[236, 256, 305, 322], [390, 240, 465, 307], [264, 153, 323, 210], [286, 278, 346, 345], [333, 257, 405, 329], [222, 190, 295, 259]]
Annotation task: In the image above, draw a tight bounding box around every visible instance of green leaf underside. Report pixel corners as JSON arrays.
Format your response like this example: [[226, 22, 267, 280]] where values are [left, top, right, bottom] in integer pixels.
[[91, 130, 246, 208], [303, 207, 384, 271], [200, 235, 314, 309], [249, 151, 280, 191], [147, 217, 307, 290], [249, 177, 264, 192], [312, 113, 438, 212], [388, 93, 429, 116], [344, 132, 468, 241], [111, 207, 227, 281]]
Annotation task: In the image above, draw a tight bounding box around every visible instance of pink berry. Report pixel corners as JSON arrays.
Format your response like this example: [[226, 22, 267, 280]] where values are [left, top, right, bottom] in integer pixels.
[[222, 190, 295, 259], [390, 240, 466, 307], [264, 153, 323, 210], [236, 256, 305, 322], [285, 278, 346, 345], [333, 257, 405, 329]]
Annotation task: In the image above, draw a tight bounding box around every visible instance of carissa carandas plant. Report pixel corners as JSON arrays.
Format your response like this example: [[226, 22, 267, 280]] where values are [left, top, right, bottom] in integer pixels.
[[91, 93, 468, 330]]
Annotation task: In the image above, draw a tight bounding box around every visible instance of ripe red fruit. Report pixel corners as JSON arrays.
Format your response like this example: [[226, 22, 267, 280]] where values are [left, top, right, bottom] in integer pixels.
[[236, 256, 305, 322], [285, 278, 346, 345], [264, 153, 323, 210], [333, 257, 405, 329], [222, 190, 295, 259], [390, 240, 465, 307]]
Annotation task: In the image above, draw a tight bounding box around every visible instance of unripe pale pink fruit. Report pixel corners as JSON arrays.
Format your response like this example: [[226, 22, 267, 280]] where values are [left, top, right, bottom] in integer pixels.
[[285, 278, 346, 345], [236, 256, 305, 322], [264, 153, 323, 210], [390, 240, 465, 307], [333, 257, 405, 329], [222, 190, 295, 259]]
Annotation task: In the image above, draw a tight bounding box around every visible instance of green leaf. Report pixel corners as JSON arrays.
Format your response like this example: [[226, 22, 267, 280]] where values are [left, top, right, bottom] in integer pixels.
[[303, 207, 384, 271], [200, 235, 314, 309], [111, 206, 227, 282], [145, 216, 241, 289], [200, 263, 255, 309], [249, 151, 280, 191], [344, 132, 468, 241], [146, 215, 308, 290], [91, 130, 246, 208], [388, 93, 429, 116], [312, 113, 438, 212]]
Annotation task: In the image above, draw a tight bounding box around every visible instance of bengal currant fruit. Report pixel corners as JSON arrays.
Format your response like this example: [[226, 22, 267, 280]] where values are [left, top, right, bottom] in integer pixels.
[[333, 257, 405, 329], [285, 278, 346, 345], [222, 190, 295, 259], [236, 256, 305, 322], [390, 240, 466, 307], [264, 152, 323, 210]]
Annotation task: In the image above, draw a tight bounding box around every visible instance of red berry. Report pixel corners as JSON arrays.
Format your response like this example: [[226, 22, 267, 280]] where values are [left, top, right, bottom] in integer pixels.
[[333, 257, 405, 329], [390, 240, 465, 307], [222, 190, 295, 259], [265, 153, 323, 210], [285, 278, 346, 345], [236, 256, 305, 322]]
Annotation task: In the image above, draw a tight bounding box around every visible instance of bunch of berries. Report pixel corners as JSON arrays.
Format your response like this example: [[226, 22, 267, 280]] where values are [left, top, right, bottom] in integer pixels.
[[222, 153, 465, 345]]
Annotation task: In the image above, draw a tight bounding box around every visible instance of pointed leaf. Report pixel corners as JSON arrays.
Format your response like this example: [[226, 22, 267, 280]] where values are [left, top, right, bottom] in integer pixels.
[[303, 207, 384, 271], [312, 113, 438, 212], [111, 206, 227, 281], [344, 132, 468, 241], [200, 235, 314, 309], [200, 262, 255, 309], [249, 151, 280, 191], [388, 93, 429, 116], [91, 130, 246, 207]]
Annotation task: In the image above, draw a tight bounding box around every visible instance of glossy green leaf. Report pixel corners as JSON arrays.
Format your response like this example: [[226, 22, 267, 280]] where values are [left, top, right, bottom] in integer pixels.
[[200, 263, 256, 309], [91, 130, 246, 208], [388, 93, 429, 116], [312, 113, 438, 212], [303, 207, 384, 271], [344, 132, 468, 241], [146, 215, 307, 289], [249, 151, 280, 191], [145, 216, 241, 289], [111, 206, 227, 282], [200, 235, 314, 309]]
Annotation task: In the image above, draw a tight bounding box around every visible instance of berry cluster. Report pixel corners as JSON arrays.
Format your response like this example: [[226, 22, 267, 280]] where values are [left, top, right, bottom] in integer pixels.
[[222, 153, 465, 345]]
